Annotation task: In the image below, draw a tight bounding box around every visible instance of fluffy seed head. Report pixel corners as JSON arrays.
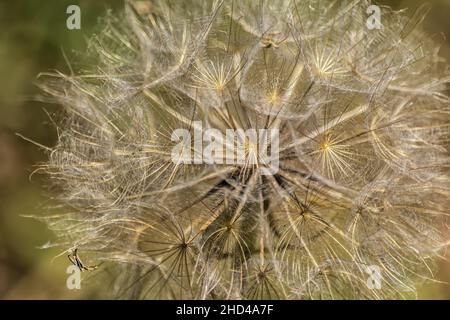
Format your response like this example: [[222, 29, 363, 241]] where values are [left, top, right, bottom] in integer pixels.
[[38, 0, 450, 299]]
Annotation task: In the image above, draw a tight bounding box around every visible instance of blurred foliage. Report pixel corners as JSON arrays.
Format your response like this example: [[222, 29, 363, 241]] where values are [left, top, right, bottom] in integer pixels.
[[0, 0, 448, 299]]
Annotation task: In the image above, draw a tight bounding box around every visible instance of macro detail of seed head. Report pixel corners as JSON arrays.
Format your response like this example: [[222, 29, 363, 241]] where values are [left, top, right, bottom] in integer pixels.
[[38, 0, 450, 299]]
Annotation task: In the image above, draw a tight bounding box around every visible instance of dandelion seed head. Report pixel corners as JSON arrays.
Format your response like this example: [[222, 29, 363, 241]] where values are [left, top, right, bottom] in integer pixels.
[[38, 0, 450, 299]]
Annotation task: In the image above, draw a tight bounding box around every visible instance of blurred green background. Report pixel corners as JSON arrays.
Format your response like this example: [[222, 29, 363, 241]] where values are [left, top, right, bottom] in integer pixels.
[[0, 0, 449, 299]]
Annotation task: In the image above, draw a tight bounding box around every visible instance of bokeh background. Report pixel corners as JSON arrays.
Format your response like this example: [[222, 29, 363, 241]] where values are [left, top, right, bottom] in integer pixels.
[[0, 0, 449, 299]]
